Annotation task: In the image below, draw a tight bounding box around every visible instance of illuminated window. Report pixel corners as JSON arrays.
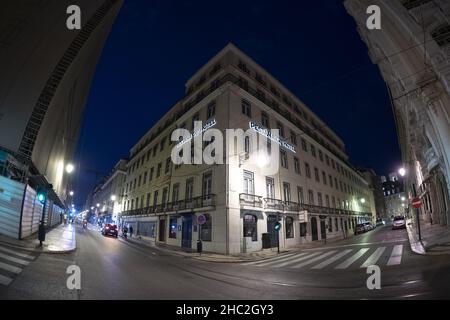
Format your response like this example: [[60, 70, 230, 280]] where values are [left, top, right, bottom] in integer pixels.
[[169, 217, 177, 239]]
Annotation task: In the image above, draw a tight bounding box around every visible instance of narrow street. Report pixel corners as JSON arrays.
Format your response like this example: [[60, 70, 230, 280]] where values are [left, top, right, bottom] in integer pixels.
[[1, 223, 450, 300]]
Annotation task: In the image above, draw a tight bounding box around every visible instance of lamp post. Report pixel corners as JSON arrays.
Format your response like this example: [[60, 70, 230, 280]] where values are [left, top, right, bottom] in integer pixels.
[[398, 166, 422, 241]]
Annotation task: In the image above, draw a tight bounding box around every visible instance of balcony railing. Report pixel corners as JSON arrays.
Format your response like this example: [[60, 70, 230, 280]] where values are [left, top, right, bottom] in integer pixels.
[[239, 193, 263, 208], [121, 194, 216, 217], [263, 198, 285, 211]]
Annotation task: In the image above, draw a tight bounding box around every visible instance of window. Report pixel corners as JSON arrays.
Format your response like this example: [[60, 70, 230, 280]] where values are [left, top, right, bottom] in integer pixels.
[[172, 183, 180, 203], [300, 222, 307, 237], [266, 177, 275, 199], [283, 182, 291, 202], [285, 217, 294, 238], [152, 145, 157, 157], [325, 195, 330, 207], [185, 178, 194, 201], [277, 122, 285, 138], [328, 217, 332, 232], [138, 175, 142, 187], [157, 163, 162, 177], [301, 139, 307, 152], [335, 217, 339, 231], [200, 214, 212, 241], [335, 178, 338, 190], [331, 159, 335, 169], [318, 192, 323, 206], [310, 145, 316, 157], [314, 167, 320, 182], [261, 112, 269, 127], [329, 174, 333, 187], [165, 157, 171, 174], [294, 157, 300, 174], [149, 167, 154, 181], [325, 154, 330, 166], [192, 113, 200, 129], [207, 101, 215, 119], [290, 130, 297, 146], [305, 162, 311, 178], [332, 196, 336, 208], [243, 214, 257, 241], [143, 172, 148, 185], [243, 170, 255, 195], [169, 217, 177, 238], [308, 190, 314, 205], [242, 99, 251, 117], [322, 171, 327, 185], [160, 137, 166, 151], [153, 190, 158, 207], [319, 150, 323, 162], [244, 136, 250, 154], [162, 187, 168, 205], [340, 181, 343, 192], [297, 186, 304, 204], [280, 151, 288, 168], [202, 171, 212, 196]]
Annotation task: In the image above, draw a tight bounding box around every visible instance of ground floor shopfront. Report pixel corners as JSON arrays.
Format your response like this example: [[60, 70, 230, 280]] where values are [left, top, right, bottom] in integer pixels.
[[120, 205, 372, 255]]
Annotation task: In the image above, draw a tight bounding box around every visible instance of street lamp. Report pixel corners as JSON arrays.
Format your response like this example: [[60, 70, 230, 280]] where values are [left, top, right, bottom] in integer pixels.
[[398, 167, 406, 177], [66, 163, 75, 174], [360, 198, 366, 204], [69, 191, 74, 196], [96, 203, 100, 207], [91, 206, 94, 210], [111, 195, 117, 201]]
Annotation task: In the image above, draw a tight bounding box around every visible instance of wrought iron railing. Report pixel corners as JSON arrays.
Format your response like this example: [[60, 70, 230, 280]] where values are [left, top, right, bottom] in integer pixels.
[[239, 193, 263, 207]]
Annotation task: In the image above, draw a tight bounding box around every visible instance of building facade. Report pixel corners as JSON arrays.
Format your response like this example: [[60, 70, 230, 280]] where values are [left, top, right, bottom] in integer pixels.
[[361, 169, 387, 219], [0, 1, 122, 238], [120, 44, 375, 254], [345, 0, 450, 227]]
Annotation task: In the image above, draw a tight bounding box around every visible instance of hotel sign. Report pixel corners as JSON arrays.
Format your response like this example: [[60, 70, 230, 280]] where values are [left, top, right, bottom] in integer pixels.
[[249, 122, 296, 153], [176, 118, 217, 148]]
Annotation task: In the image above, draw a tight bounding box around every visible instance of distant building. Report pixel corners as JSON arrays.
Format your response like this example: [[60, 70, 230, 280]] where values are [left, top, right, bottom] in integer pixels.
[[360, 169, 387, 219], [345, 0, 450, 227], [0, 1, 122, 238]]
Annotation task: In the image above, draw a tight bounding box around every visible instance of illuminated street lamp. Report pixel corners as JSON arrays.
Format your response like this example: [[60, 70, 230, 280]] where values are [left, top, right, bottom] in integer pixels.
[[66, 163, 75, 174], [91, 206, 94, 210], [69, 191, 74, 196], [96, 203, 100, 208], [398, 167, 406, 177], [111, 195, 117, 201], [360, 198, 366, 204]]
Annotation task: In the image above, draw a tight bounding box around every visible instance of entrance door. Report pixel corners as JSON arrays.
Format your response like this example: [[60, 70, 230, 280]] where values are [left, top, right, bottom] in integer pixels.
[[182, 215, 193, 249], [159, 219, 166, 241], [320, 220, 326, 240], [267, 215, 279, 247], [311, 217, 318, 241]]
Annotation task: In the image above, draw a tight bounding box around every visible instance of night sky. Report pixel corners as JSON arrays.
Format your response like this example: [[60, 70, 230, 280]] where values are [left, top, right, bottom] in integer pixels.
[[73, 0, 402, 208]]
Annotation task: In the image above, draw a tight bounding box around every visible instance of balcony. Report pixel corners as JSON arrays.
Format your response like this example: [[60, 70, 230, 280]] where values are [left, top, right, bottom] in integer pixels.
[[239, 193, 263, 208], [121, 194, 216, 217]]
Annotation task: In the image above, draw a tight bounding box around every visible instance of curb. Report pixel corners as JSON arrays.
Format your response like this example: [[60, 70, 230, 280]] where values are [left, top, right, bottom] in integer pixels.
[[191, 251, 292, 263], [406, 220, 426, 255], [0, 240, 77, 254]]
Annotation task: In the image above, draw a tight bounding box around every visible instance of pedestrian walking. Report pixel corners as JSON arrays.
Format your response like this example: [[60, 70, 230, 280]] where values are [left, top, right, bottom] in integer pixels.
[[129, 225, 133, 238]]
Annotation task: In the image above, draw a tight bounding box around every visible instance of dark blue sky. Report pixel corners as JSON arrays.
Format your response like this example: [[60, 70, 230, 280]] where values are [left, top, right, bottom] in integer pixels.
[[73, 0, 401, 207]]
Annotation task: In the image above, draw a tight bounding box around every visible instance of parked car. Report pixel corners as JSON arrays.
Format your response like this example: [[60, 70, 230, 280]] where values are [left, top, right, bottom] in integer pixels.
[[101, 223, 118, 237], [355, 223, 366, 235], [363, 222, 375, 231], [392, 216, 406, 230], [375, 218, 385, 227]]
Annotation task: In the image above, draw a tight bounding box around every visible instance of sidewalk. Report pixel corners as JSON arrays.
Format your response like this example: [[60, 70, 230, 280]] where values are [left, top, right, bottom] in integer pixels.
[[406, 218, 450, 255], [0, 223, 76, 254]]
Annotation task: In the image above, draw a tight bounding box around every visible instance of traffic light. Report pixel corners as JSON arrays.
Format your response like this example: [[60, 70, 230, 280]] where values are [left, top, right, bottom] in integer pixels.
[[37, 189, 46, 204], [274, 222, 281, 232]]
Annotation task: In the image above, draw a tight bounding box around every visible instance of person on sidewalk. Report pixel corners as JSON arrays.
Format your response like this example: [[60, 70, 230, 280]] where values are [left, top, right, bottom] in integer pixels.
[[129, 225, 133, 238]]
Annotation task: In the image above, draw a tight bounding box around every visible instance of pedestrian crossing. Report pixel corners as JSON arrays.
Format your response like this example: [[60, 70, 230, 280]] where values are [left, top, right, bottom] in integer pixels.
[[242, 244, 405, 271], [0, 244, 36, 286]]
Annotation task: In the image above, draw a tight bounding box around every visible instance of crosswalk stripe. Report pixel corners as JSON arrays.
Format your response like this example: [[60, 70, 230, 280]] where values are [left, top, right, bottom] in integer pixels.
[[0, 274, 13, 286], [311, 249, 353, 269], [0, 261, 22, 274], [387, 245, 403, 266], [360, 247, 386, 268], [250, 252, 310, 267], [242, 252, 299, 266], [0, 246, 34, 260], [0, 252, 30, 266], [335, 248, 370, 269], [272, 251, 324, 268], [289, 250, 338, 269]]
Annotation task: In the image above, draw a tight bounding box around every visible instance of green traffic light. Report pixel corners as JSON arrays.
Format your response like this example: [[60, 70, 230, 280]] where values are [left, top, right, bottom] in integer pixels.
[[37, 192, 46, 204], [274, 222, 281, 231]]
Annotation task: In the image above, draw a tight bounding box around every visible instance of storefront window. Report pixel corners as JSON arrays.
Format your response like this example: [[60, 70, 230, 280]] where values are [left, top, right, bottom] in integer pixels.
[[200, 214, 212, 241], [169, 217, 177, 238], [243, 214, 257, 241], [285, 217, 294, 238], [299, 222, 307, 237]]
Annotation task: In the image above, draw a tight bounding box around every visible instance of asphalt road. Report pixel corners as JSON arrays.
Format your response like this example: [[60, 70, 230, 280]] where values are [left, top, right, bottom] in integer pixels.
[[1, 223, 450, 299]]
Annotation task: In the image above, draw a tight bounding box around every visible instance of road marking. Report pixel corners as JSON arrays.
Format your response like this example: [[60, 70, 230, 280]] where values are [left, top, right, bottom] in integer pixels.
[[335, 248, 370, 269], [0, 274, 13, 286], [0, 252, 30, 266], [0, 261, 22, 274], [311, 249, 353, 269], [289, 250, 338, 269], [242, 252, 299, 266], [300, 239, 407, 252], [360, 247, 386, 268], [387, 245, 403, 266], [0, 246, 34, 260], [272, 251, 324, 268]]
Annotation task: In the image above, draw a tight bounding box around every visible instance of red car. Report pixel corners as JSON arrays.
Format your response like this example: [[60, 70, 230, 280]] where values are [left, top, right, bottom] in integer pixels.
[[101, 223, 118, 237]]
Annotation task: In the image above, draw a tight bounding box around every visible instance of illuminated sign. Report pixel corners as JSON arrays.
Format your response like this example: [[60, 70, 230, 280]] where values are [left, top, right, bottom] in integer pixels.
[[176, 118, 217, 148], [249, 122, 296, 153]]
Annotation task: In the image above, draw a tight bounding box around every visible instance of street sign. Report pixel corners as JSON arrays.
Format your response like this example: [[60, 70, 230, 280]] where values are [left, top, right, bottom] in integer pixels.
[[197, 214, 207, 225], [412, 197, 422, 209]]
